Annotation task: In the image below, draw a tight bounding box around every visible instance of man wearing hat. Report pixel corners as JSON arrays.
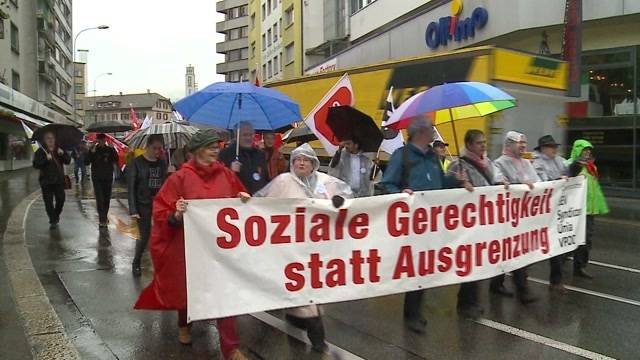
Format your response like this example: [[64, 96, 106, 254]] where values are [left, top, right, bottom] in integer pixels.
[[432, 140, 451, 172], [533, 135, 569, 293]]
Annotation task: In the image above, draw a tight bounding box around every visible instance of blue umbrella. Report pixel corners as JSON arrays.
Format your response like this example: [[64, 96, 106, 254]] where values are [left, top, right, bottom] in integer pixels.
[[174, 82, 301, 131]]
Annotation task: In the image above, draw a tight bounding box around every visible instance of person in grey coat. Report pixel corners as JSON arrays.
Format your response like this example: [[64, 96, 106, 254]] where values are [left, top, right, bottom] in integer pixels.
[[491, 131, 540, 304], [532, 135, 569, 293], [448, 129, 508, 318], [328, 139, 374, 197]]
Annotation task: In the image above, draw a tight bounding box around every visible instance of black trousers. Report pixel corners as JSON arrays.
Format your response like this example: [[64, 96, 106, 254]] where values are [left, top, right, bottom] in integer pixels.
[[458, 281, 479, 308], [574, 215, 595, 270], [549, 255, 564, 285], [133, 204, 152, 265], [490, 268, 529, 293], [404, 290, 424, 319], [93, 179, 113, 223], [41, 184, 65, 224]]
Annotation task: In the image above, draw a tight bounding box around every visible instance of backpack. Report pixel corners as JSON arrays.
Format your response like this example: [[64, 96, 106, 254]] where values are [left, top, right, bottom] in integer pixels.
[[373, 146, 411, 195]]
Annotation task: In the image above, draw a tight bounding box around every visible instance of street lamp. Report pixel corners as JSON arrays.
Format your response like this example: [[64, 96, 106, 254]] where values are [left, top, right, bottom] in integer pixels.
[[73, 25, 109, 125], [92, 72, 113, 96]]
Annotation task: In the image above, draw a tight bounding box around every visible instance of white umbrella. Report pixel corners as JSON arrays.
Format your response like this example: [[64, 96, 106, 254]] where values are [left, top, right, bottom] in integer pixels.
[[127, 122, 198, 150]]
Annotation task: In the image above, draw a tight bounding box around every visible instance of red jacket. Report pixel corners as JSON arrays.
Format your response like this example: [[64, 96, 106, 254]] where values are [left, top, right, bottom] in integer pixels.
[[134, 160, 246, 310], [265, 147, 287, 179]]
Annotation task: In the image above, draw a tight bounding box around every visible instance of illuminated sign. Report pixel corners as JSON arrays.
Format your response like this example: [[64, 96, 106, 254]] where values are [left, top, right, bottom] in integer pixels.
[[425, 0, 488, 50]]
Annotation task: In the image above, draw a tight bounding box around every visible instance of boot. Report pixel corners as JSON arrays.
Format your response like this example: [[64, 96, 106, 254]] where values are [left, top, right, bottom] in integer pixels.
[[178, 326, 192, 345], [306, 316, 328, 353], [517, 289, 539, 305]]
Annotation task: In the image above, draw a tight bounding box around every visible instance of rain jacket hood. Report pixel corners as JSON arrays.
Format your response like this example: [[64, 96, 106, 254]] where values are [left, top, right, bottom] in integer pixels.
[[567, 139, 608, 215], [290, 143, 321, 172]]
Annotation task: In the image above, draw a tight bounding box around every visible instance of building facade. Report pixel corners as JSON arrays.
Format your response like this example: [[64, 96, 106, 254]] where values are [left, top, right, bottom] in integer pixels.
[[300, 0, 640, 193], [0, 0, 76, 171], [84, 91, 173, 132], [216, 0, 250, 82], [185, 64, 198, 96], [73, 49, 88, 124], [248, 0, 302, 84]]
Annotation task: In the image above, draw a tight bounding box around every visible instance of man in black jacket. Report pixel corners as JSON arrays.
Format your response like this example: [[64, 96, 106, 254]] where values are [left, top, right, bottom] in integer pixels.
[[219, 121, 269, 194], [128, 134, 168, 276], [33, 131, 71, 229], [86, 133, 118, 227]]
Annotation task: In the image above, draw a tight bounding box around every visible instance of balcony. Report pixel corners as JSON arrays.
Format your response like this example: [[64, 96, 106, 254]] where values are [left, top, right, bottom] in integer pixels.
[[216, 0, 248, 13], [38, 61, 55, 83], [48, 92, 73, 115], [216, 38, 248, 53], [216, 59, 249, 74], [216, 17, 248, 33]]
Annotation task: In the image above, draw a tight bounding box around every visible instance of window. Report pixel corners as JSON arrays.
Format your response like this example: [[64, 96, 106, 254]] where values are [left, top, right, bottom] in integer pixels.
[[272, 0, 277, 10], [279, 19, 283, 36], [284, 42, 294, 64], [10, 22, 19, 53], [227, 7, 240, 20], [240, 48, 248, 60], [268, 60, 273, 78], [157, 112, 162, 119], [279, 51, 283, 71], [267, 29, 272, 47], [11, 70, 20, 91], [228, 28, 241, 40], [121, 112, 129, 120], [228, 71, 240, 82], [267, 0, 272, 15], [75, 84, 83, 93], [227, 49, 241, 61], [262, 34, 266, 50], [262, 64, 267, 81], [350, 0, 376, 14], [274, 55, 279, 74], [273, 23, 278, 42], [240, 5, 248, 16], [284, 6, 294, 27], [240, 26, 248, 38], [111, 113, 118, 120], [242, 70, 249, 81], [98, 114, 105, 121], [250, 14, 256, 30], [75, 101, 83, 110], [261, 3, 266, 21], [163, 113, 168, 120], [251, 42, 256, 58]]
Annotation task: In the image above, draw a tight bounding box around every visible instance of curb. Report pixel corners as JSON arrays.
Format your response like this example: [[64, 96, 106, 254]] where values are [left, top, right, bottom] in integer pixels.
[[2, 191, 80, 360]]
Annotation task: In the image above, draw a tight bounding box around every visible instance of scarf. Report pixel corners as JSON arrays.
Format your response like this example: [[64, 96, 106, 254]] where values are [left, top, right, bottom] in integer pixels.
[[460, 147, 489, 171]]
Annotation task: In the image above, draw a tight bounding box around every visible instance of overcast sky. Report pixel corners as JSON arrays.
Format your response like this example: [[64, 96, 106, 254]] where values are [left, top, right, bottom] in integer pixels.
[[73, 0, 226, 102]]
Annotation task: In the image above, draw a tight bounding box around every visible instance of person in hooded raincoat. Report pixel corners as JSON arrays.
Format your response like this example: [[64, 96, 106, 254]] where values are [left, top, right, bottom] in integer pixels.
[[567, 139, 609, 279], [328, 138, 374, 197], [254, 143, 353, 352], [490, 131, 540, 304], [134, 129, 250, 360]]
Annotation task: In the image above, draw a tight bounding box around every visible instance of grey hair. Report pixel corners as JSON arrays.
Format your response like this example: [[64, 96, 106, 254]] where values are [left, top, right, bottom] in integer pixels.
[[234, 121, 254, 137], [407, 114, 433, 139]]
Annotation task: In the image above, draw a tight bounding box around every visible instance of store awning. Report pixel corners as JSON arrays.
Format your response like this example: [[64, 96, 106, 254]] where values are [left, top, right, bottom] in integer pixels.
[[14, 112, 50, 128]]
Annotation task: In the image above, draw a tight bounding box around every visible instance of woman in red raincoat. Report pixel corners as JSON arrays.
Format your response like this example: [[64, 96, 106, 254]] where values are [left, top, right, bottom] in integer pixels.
[[134, 129, 249, 360]]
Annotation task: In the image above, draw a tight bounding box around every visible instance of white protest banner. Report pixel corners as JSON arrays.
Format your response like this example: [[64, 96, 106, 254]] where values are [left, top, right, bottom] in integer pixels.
[[185, 177, 586, 321]]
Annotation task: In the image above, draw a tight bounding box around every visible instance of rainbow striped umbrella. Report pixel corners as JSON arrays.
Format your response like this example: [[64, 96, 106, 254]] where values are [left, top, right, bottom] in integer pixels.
[[386, 82, 516, 129]]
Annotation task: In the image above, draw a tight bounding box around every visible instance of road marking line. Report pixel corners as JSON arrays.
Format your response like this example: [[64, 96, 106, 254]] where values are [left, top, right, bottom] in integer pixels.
[[527, 276, 640, 307], [250, 312, 364, 360], [566, 257, 640, 274], [473, 318, 616, 360]]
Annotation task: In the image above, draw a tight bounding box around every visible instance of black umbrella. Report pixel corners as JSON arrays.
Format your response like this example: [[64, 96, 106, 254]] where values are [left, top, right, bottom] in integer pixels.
[[326, 106, 383, 153], [85, 120, 133, 133], [282, 123, 317, 144], [32, 123, 84, 150]]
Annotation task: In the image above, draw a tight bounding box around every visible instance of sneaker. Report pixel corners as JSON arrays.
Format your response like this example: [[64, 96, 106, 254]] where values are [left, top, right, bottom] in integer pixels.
[[178, 326, 192, 345], [574, 268, 593, 279], [457, 305, 484, 319], [490, 285, 514, 297], [405, 317, 427, 334], [549, 283, 569, 294]]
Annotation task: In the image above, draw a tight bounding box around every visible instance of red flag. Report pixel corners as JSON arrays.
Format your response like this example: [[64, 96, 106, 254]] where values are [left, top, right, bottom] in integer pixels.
[[254, 72, 261, 87], [129, 104, 141, 130], [303, 73, 354, 155]]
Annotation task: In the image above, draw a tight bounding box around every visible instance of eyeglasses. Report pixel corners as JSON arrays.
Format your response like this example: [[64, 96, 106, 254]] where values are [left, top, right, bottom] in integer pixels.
[[293, 157, 312, 164]]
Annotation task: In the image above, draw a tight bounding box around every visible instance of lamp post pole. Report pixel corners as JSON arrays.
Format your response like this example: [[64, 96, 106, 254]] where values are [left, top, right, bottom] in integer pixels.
[[93, 72, 113, 96], [72, 25, 109, 126]]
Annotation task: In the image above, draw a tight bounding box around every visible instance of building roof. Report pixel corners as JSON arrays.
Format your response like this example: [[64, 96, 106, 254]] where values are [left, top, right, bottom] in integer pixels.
[[84, 92, 171, 111]]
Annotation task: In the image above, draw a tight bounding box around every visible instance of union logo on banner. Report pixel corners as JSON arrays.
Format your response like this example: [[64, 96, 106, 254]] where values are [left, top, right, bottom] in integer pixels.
[[304, 73, 354, 155]]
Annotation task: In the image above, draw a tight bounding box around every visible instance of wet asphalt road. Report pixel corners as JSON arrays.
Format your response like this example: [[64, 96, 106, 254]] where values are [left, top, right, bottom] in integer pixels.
[[3, 168, 640, 359]]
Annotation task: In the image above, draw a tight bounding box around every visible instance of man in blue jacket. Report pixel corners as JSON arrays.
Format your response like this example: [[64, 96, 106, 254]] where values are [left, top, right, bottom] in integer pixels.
[[380, 115, 471, 334]]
